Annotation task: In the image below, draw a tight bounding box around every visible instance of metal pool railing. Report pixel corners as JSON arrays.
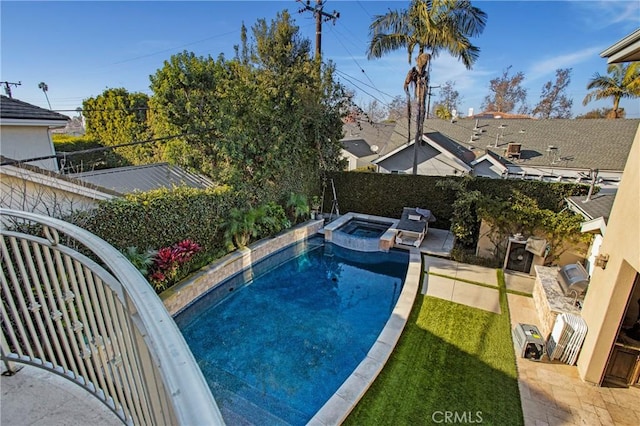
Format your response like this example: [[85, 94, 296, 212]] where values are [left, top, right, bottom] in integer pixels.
[[0, 209, 224, 425]]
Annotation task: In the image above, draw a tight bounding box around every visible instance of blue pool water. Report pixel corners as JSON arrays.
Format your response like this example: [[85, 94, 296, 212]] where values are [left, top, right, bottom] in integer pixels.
[[175, 236, 408, 425], [337, 218, 392, 238]]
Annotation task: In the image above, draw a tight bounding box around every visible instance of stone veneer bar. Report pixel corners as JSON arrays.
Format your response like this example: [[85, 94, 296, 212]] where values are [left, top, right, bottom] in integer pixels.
[[533, 265, 583, 338]]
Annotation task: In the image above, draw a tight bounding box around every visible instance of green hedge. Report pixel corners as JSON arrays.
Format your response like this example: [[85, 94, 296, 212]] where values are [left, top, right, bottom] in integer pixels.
[[72, 186, 240, 260], [326, 172, 590, 229]]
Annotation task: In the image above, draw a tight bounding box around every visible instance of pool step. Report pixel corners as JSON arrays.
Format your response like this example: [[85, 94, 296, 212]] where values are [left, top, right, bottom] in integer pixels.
[[208, 366, 309, 425]]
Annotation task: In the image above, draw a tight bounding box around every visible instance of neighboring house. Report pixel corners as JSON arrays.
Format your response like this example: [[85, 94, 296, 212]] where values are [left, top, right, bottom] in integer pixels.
[[574, 31, 640, 388], [566, 193, 615, 277], [373, 118, 639, 193], [69, 162, 215, 195], [1, 97, 214, 217], [340, 121, 395, 170], [1, 158, 117, 216], [0, 95, 70, 171]]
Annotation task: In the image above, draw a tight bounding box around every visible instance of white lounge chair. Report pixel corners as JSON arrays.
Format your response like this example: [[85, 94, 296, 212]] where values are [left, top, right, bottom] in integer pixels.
[[395, 207, 436, 248]]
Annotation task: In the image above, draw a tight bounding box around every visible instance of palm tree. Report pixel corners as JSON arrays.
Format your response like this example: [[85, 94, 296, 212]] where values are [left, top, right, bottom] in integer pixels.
[[367, 0, 487, 174], [38, 82, 52, 109], [582, 62, 640, 119]]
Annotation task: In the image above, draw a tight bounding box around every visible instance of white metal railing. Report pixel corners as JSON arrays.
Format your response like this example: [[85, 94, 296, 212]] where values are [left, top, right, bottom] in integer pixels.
[[0, 208, 224, 425]]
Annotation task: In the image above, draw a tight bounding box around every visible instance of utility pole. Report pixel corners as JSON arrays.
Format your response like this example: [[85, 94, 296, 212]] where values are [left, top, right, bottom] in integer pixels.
[[297, 0, 339, 59], [425, 85, 440, 120], [1, 81, 21, 98]]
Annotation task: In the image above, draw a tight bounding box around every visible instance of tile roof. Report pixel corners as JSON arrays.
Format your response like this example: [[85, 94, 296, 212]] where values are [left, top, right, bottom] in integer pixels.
[[0, 95, 70, 122], [70, 163, 214, 195], [409, 118, 639, 171]]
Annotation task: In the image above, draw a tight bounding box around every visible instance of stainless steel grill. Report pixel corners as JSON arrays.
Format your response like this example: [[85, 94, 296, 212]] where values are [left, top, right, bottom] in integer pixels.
[[557, 263, 590, 296]]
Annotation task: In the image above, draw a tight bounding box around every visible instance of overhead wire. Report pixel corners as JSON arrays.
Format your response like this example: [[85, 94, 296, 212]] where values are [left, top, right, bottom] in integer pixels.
[[0, 129, 219, 167]]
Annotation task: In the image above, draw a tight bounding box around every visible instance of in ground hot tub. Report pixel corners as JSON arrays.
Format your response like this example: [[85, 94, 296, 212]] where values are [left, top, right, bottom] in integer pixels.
[[324, 213, 398, 252]]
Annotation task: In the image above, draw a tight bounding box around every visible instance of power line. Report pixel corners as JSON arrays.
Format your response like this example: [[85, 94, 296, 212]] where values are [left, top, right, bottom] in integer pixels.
[[296, 0, 339, 58], [1, 81, 21, 98], [0, 129, 219, 167]]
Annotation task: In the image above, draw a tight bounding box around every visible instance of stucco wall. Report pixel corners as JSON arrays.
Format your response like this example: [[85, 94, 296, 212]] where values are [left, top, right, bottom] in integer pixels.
[[577, 125, 640, 384], [1, 125, 59, 171], [0, 168, 109, 216]]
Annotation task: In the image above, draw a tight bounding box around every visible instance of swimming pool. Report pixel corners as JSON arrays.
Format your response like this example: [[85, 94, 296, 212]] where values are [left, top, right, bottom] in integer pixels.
[[175, 236, 408, 425]]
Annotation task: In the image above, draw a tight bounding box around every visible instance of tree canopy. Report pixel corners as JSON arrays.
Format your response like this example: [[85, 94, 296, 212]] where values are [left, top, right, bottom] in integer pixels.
[[481, 66, 528, 114], [148, 11, 348, 203], [82, 88, 151, 165], [532, 68, 573, 119], [583, 62, 640, 119]]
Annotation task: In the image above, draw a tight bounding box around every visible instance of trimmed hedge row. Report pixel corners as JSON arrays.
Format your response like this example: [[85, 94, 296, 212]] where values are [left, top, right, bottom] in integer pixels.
[[72, 186, 240, 260], [325, 172, 590, 229]]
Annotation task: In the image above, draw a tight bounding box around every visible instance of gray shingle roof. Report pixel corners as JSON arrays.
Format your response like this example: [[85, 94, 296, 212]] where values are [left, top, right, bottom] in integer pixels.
[[70, 163, 214, 195], [342, 138, 376, 158], [567, 194, 616, 222], [416, 118, 639, 171], [341, 121, 397, 156], [0, 95, 70, 122]]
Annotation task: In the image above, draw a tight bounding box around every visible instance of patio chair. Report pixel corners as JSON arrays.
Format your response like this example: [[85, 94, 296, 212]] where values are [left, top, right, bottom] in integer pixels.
[[395, 207, 436, 248]]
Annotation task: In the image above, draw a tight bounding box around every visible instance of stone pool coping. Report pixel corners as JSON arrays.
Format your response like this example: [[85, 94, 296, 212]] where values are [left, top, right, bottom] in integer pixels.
[[308, 247, 422, 425], [324, 212, 399, 252], [160, 216, 421, 425], [160, 219, 324, 315]]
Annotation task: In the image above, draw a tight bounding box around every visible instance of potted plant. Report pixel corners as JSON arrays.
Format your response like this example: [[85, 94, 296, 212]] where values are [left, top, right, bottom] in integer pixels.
[[310, 195, 322, 220]]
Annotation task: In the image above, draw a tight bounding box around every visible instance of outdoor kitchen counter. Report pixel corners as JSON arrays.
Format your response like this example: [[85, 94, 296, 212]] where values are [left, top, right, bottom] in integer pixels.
[[533, 265, 583, 338]]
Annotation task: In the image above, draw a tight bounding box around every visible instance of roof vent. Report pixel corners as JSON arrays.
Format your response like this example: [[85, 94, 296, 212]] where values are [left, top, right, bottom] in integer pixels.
[[370, 145, 379, 153]]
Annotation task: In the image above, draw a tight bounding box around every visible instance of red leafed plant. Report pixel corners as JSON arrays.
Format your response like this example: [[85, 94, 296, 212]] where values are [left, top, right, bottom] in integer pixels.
[[148, 239, 202, 290]]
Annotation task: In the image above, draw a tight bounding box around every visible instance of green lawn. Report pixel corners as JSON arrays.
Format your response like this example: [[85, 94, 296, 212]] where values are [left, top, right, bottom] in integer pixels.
[[344, 270, 524, 426]]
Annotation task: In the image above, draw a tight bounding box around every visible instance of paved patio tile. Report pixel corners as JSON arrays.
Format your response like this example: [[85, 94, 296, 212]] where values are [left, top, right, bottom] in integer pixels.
[[422, 273, 454, 300], [505, 271, 536, 294], [424, 257, 458, 277], [455, 264, 498, 286], [451, 280, 500, 313]]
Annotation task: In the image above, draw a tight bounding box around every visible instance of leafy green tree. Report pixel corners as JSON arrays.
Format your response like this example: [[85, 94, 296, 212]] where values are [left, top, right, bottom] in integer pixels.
[[433, 80, 460, 119], [478, 191, 588, 265], [83, 88, 151, 165], [481, 66, 528, 114], [149, 12, 347, 204], [434, 104, 451, 119], [148, 51, 227, 173], [367, 0, 487, 174], [286, 192, 310, 224], [582, 62, 640, 119], [532, 68, 573, 119]]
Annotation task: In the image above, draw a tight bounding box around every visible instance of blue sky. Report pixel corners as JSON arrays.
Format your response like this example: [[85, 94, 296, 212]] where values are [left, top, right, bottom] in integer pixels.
[[1, 1, 639, 118]]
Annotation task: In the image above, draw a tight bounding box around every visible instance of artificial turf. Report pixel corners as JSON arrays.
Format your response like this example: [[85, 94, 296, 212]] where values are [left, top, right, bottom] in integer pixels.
[[343, 270, 524, 426]]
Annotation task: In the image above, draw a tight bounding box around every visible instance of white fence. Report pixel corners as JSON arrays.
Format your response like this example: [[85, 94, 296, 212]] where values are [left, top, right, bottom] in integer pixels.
[[0, 209, 224, 425]]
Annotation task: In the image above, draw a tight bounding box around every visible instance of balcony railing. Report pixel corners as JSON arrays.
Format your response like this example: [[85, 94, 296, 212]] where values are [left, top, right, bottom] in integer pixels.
[[0, 209, 224, 425]]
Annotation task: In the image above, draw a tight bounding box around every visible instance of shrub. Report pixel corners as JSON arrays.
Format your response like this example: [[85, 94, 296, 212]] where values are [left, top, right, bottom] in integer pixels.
[[148, 239, 202, 291]]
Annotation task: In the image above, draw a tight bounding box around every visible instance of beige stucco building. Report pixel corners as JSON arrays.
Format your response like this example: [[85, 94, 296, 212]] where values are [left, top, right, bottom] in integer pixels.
[[575, 30, 640, 387]]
